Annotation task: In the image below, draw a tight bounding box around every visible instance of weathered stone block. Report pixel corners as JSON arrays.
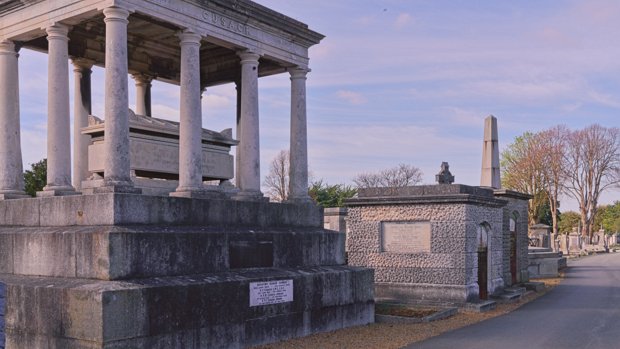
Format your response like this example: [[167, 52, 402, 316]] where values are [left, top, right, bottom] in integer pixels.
[[0, 194, 323, 228], [1, 226, 345, 281], [0, 266, 374, 348]]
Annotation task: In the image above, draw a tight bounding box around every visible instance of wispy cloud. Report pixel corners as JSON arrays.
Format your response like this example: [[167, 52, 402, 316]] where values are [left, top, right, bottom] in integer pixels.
[[394, 13, 412, 28], [335, 90, 366, 105]]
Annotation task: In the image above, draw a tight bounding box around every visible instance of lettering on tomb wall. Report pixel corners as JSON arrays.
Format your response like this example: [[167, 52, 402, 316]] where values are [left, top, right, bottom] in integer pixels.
[[203, 10, 251, 36], [143, 0, 307, 60], [381, 221, 432, 254], [249, 279, 293, 306]]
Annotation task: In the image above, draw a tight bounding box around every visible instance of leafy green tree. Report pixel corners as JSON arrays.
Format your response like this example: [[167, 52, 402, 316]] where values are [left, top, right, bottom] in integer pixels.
[[308, 180, 357, 208], [596, 201, 620, 233], [558, 211, 580, 234], [535, 197, 553, 226], [501, 132, 546, 226], [24, 159, 47, 197]]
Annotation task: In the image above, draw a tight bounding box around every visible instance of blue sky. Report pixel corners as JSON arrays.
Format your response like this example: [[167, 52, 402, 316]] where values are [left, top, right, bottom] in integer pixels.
[[17, 0, 620, 210]]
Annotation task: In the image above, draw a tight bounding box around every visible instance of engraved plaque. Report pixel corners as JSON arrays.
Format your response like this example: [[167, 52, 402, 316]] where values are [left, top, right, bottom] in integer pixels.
[[249, 280, 293, 307], [381, 221, 431, 253]]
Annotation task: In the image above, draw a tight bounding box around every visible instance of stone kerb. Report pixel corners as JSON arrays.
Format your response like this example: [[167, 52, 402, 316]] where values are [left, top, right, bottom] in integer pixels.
[[0, 281, 4, 349], [346, 184, 506, 304]]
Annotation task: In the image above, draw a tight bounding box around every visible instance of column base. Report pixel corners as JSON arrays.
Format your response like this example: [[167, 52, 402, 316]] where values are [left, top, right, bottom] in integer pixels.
[[91, 185, 142, 194], [37, 187, 80, 197], [0, 191, 31, 200], [233, 190, 268, 202], [170, 187, 227, 199], [285, 196, 315, 205]]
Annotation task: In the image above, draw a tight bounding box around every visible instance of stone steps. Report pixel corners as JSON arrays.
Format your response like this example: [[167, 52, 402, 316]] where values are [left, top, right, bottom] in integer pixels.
[[463, 300, 497, 313], [491, 286, 527, 303], [523, 281, 546, 292]]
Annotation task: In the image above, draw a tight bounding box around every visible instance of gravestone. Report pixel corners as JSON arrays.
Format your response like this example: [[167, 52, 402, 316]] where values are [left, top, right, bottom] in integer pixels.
[[530, 224, 551, 248], [569, 231, 581, 254]]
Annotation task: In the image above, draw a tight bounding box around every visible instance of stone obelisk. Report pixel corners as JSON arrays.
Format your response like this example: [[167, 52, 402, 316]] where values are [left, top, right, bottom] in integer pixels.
[[480, 115, 501, 188]]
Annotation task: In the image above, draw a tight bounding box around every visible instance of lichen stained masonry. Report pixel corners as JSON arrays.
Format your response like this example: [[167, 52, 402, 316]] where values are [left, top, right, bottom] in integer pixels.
[[203, 10, 250, 36]]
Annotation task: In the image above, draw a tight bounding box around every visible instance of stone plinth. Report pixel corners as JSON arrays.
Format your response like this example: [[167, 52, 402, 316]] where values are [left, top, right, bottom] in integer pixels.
[[346, 184, 514, 304], [527, 247, 566, 278], [1, 267, 373, 349], [0, 195, 373, 348], [0, 226, 346, 280]]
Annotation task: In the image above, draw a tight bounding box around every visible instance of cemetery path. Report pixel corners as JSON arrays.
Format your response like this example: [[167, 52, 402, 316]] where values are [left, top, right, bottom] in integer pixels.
[[407, 253, 620, 349]]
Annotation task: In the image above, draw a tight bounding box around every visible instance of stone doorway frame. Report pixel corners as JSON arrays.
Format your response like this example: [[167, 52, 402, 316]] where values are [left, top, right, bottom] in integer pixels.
[[477, 222, 491, 300], [509, 212, 520, 285]]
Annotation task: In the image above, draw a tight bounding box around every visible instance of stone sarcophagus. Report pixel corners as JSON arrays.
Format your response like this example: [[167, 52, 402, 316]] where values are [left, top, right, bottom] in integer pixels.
[[82, 111, 237, 194]]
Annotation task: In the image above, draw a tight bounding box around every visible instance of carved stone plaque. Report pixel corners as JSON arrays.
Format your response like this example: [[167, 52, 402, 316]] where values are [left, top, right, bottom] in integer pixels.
[[381, 221, 431, 253], [249, 280, 293, 307]]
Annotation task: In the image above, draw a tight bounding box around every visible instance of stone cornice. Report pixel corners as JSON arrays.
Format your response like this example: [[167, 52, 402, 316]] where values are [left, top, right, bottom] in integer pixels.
[[493, 189, 532, 201], [346, 184, 508, 208], [198, 0, 325, 47], [345, 195, 508, 208]]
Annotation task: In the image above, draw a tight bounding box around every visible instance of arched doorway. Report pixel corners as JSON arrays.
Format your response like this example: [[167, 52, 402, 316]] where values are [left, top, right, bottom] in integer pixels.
[[510, 212, 519, 285], [477, 223, 490, 300]]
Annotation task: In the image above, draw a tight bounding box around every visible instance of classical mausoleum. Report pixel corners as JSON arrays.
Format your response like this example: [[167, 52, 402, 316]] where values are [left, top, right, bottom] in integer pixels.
[[0, 1, 374, 348], [345, 116, 531, 306], [345, 183, 530, 304]]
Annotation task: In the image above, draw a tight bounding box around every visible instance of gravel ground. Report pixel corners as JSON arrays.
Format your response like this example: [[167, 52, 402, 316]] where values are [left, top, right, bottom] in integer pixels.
[[255, 277, 562, 349]]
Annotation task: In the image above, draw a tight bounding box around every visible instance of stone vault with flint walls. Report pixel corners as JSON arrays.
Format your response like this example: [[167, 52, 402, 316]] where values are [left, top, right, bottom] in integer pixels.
[[0, 1, 374, 348], [345, 184, 530, 305]]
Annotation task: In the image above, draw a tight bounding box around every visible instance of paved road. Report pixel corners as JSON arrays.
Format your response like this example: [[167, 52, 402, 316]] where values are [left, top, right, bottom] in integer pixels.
[[406, 253, 620, 349]]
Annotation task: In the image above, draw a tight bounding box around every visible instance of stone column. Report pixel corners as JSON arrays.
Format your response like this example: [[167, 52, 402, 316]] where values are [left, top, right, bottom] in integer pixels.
[[234, 50, 264, 200], [72, 59, 93, 191], [40, 24, 76, 196], [0, 40, 28, 199], [100, 7, 138, 192], [171, 30, 205, 198], [132, 73, 152, 116], [234, 79, 241, 189], [287, 68, 312, 203]]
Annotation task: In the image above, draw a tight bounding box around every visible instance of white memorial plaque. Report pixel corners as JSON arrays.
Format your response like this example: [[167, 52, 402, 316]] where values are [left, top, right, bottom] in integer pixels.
[[249, 279, 294, 307], [381, 221, 431, 253]]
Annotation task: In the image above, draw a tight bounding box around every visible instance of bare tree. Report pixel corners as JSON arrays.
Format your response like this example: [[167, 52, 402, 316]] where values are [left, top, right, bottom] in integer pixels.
[[263, 150, 289, 202], [501, 132, 546, 226], [538, 125, 570, 235], [564, 125, 620, 239], [353, 164, 423, 188]]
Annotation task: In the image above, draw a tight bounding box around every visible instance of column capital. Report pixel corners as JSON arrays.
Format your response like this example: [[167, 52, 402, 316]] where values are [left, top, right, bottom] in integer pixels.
[[71, 58, 94, 71], [289, 67, 309, 80], [237, 50, 261, 63], [177, 30, 202, 45], [103, 6, 130, 23], [45, 23, 70, 40], [0, 40, 17, 56], [131, 73, 154, 85]]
